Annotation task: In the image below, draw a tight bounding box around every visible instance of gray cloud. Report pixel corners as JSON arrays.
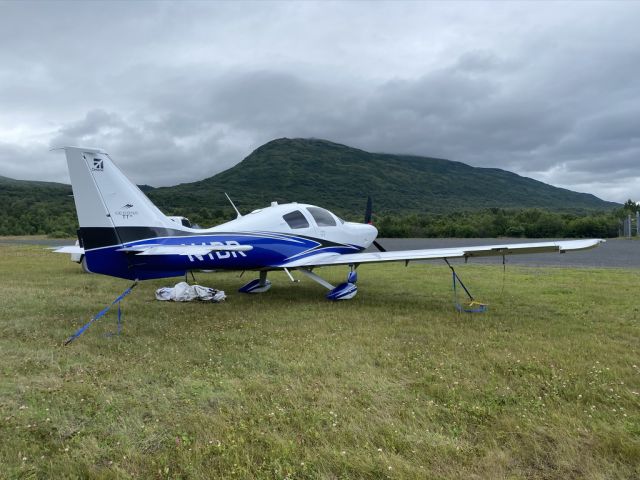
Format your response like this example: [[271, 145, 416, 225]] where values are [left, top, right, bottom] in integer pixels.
[[0, 1, 639, 201]]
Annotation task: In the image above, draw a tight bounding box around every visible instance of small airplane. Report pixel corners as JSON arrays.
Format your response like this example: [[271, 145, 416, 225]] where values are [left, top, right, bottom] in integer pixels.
[[55, 147, 604, 301]]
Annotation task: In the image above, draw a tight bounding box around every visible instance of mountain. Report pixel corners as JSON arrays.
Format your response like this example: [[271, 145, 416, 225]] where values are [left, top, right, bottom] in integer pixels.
[[0, 138, 620, 236], [148, 138, 618, 216], [0, 175, 71, 190], [0, 175, 76, 236]]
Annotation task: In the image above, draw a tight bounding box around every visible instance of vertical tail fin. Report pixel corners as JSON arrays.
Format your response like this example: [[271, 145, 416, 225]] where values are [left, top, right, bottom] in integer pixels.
[[64, 147, 171, 232], [61, 147, 186, 280]]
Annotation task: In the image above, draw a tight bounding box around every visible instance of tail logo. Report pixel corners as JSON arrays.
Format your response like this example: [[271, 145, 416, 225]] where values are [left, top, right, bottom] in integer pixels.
[[91, 158, 104, 171]]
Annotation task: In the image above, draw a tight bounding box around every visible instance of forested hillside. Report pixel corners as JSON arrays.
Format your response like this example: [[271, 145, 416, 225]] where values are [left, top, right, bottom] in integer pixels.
[[149, 138, 617, 218], [0, 139, 623, 237]]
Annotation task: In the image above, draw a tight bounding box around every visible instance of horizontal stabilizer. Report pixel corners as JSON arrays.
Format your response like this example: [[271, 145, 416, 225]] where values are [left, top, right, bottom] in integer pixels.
[[117, 244, 253, 256], [52, 246, 85, 254]]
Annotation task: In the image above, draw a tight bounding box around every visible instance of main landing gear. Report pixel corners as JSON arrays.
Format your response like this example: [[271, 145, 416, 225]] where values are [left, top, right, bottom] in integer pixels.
[[298, 265, 358, 301], [238, 270, 272, 294], [238, 266, 358, 301]]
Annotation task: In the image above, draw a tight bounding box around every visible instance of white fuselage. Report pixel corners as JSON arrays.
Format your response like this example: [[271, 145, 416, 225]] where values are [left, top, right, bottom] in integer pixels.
[[177, 202, 378, 250]]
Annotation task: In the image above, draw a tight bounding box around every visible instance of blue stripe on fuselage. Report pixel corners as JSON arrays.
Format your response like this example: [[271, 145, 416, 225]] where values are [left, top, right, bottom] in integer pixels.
[[84, 232, 363, 280]]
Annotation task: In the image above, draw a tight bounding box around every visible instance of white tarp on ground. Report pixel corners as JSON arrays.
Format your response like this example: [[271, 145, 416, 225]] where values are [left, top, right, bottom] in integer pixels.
[[155, 282, 226, 302]]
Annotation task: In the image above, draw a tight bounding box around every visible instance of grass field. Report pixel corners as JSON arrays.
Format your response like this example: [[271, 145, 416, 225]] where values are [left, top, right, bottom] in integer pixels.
[[1, 244, 639, 479]]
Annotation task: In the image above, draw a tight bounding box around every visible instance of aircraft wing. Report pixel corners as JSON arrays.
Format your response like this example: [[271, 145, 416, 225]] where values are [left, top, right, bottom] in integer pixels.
[[116, 244, 253, 256], [277, 239, 604, 268]]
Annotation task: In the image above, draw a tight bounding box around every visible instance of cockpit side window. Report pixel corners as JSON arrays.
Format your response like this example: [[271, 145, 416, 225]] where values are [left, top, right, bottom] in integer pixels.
[[283, 210, 310, 229], [307, 207, 337, 227]]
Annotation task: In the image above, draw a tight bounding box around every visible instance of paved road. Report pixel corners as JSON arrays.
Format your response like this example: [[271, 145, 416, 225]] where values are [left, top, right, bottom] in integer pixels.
[[2, 236, 638, 268], [367, 238, 639, 268], [0, 238, 76, 247]]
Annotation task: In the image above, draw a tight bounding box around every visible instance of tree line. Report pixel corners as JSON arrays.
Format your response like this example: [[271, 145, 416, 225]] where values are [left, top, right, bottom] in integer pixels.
[[0, 197, 635, 239], [373, 208, 622, 238]]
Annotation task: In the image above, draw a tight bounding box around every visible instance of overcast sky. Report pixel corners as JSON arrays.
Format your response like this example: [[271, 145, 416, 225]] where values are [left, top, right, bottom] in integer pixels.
[[1, 1, 639, 202]]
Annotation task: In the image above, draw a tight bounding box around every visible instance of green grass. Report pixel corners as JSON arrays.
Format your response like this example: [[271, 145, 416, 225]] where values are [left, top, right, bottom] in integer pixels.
[[1, 245, 639, 479]]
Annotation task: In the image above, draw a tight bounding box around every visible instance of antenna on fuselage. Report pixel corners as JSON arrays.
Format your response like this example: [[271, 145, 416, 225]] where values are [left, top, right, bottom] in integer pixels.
[[225, 192, 242, 219]]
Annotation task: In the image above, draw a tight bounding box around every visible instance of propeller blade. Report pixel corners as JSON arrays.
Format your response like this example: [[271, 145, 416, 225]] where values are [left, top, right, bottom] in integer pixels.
[[372, 240, 386, 252], [365, 196, 385, 251], [364, 196, 373, 224]]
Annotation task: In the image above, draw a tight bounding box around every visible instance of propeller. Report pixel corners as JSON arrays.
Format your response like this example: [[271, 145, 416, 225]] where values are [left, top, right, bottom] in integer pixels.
[[364, 196, 373, 224], [364, 196, 386, 252]]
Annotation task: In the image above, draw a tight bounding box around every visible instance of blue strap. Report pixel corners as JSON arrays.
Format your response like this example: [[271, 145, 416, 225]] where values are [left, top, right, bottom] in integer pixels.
[[64, 282, 137, 345], [104, 300, 123, 338]]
